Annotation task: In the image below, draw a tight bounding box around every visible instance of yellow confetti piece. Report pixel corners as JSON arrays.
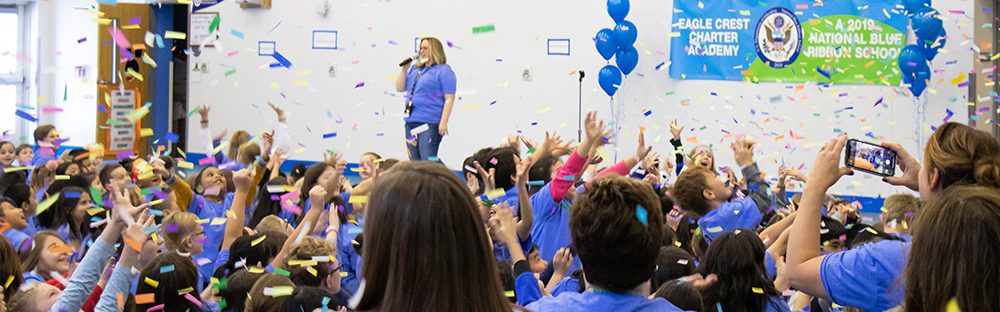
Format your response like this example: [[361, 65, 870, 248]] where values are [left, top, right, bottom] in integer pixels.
[[251, 234, 267, 247], [288, 260, 319, 267], [535, 107, 551, 114], [164, 31, 187, 40], [177, 160, 194, 169], [3, 167, 31, 173], [265, 286, 294, 297], [93, 18, 112, 25], [504, 290, 515, 297], [4, 275, 13, 288], [121, 24, 140, 30], [54, 175, 70, 181], [144, 277, 160, 288], [294, 147, 305, 154], [348, 195, 368, 204], [751, 287, 764, 294], [196, 218, 210, 224], [177, 287, 194, 295], [140, 128, 154, 137], [991, 52, 1000, 61], [148, 199, 164, 206], [739, 10, 750, 16], [697, 1, 704, 8], [706, 226, 724, 233], [950, 73, 968, 85], [248, 266, 265, 274], [306, 266, 317, 276], [340, 271, 349, 277], [141, 53, 157, 68], [210, 218, 227, 226], [945, 298, 960, 312], [36, 193, 61, 215], [485, 188, 506, 200]]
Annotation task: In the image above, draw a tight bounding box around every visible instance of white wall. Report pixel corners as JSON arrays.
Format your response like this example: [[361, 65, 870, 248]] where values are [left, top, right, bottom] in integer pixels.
[[186, 0, 974, 198], [35, 0, 98, 147]]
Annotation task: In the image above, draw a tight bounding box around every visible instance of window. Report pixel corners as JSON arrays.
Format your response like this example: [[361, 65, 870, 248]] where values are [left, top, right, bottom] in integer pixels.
[[0, 4, 22, 135]]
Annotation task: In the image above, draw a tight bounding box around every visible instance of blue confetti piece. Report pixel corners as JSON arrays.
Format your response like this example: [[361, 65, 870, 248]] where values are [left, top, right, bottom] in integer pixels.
[[98, 105, 108, 113], [563, 175, 575, 180], [64, 192, 82, 199], [944, 108, 954, 122], [230, 29, 244, 40], [643, 110, 652, 117], [272, 51, 292, 68], [527, 181, 546, 186], [322, 132, 337, 139], [636, 205, 649, 226], [160, 264, 175, 273], [15, 109, 37, 122], [428, 156, 440, 161], [165, 132, 179, 142], [816, 66, 831, 79]]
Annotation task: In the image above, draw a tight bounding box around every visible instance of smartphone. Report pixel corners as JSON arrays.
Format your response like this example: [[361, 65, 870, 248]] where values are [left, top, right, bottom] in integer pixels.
[[844, 139, 897, 177]]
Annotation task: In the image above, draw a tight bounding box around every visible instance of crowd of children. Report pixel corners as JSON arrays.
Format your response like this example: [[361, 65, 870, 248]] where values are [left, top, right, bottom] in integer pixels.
[[0, 105, 998, 312]]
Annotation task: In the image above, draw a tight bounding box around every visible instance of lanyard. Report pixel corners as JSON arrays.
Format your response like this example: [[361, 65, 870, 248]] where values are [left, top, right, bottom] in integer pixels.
[[408, 66, 430, 105]]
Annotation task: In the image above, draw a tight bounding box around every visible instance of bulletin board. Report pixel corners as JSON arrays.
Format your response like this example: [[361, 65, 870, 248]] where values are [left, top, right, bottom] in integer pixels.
[[98, 85, 142, 156]]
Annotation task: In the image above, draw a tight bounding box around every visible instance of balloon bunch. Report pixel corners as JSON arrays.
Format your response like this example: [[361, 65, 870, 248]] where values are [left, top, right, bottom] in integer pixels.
[[596, 0, 638, 97], [898, 0, 946, 97]]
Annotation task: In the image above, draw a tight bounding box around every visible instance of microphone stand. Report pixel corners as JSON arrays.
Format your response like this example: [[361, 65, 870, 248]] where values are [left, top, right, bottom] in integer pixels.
[[578, 70, 585, 142]]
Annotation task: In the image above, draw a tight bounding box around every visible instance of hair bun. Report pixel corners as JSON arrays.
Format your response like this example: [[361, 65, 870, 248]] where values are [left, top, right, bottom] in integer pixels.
[[973, 157, 1000, 189]]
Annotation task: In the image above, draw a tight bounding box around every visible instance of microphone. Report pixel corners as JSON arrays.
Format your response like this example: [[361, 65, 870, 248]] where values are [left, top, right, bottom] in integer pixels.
[[399, 54, 418, 67], [579, 70, 585, 81]]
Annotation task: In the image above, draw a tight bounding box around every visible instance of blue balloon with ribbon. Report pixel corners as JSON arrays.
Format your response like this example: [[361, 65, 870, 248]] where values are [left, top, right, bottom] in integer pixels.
[[912, 12, 945, 61], [595, 28, 619, 61], [898, 44, 925, 84], [903, 0, 932, 15], [607, 0, 630, 23], [615, 46, 639, 75], [614, 20, 637, 48], [598, 65, 623, 97]]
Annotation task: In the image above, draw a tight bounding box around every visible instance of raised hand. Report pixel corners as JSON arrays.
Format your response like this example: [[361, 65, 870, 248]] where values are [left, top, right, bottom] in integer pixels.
[[552, 248, 574, 277], [642, 151, 661, 174], [323, 150, 341, 166], [636, 129, 652, 160], [267, 101, 287, 122], [261, 130, 274, 157], [515, 157, 534, 188], [807, 135, 854, 191], [732, 136, 756, 167], [232, 167, 254, 192], [880, 142, 919, 191], [488, 207, 518, 246], [197, 105, 211, 120], [309, 185, 328, 205], [670, 119, 684, 140], [473, 161, 496, 192]]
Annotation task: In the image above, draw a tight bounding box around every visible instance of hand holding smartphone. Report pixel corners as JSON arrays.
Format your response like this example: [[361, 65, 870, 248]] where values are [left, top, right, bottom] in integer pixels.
[[844, 139, 898, 177]]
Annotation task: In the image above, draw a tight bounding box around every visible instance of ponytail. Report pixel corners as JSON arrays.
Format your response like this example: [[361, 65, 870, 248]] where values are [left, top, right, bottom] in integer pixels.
[[973, 157, 1000, 189]]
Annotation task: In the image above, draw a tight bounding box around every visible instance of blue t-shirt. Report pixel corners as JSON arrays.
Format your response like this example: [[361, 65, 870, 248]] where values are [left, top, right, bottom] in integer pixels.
[[3, 228, 30, 251], [528, 184, 581, 272], [820, 237, 910, 311], [550, 276, 582, 297], [338, 220, 363, 297], [698, 197, 762, 246], [404, 64, 457, 124], [188, 192, 237, 286], [528, 290, 684, 312], [31, 146, 58, 167]]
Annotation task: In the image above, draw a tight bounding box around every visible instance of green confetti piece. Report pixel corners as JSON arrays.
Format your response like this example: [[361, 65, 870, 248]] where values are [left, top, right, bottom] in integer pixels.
[[90, 187, 104, 206], [274, 268, 290, 277], [665, 91, 675, 96], [208, 14, 221, 34], [472, 24, 496, 34], [224, 68, 236, 77]]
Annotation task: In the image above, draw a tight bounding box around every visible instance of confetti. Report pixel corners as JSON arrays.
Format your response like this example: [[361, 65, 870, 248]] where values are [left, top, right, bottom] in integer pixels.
[[635, 205, 648, 226], [160, 265, 175, 273], [485, 188, 506, 200], [251, 235, 267, 247], [164, 31, 187, 40], [36, 193, 61, 215], [472, 24, 496, 34], [135, 293, 155, 304], [144, 277, 159, 288], [751, 287, 764, 294], [15, 109, 37, 122], [348, 195, 368, 204]]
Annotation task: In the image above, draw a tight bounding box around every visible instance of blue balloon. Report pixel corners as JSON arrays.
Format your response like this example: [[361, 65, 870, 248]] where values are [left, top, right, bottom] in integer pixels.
[[912, 12, 943, 44], [607, 0, 630, 23], [614, 20, 637, 48], [898, 44, 926, 84], [920, 27, 946, 61], [910, 69, 930, 97], [598, 65, 623, 97], [903, 0, 932, 15], [595, 28, 618, 61], [615, 46, 638, 75]]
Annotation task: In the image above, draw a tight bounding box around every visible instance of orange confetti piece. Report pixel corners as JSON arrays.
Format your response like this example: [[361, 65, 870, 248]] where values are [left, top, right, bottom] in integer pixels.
[[124, 238, 143, 251], [48, 244, 74, 255], [135, 293, 156, 304]]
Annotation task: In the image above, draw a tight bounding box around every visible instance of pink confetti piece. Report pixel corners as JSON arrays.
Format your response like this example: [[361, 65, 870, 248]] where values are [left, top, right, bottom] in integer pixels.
[[108, 27, 131, 48], [183, 293, 202, 308], [145, 304, 165, 311], [198, 157, 215, 165], [227, 51, 239, 57], [42, 107, 64, 113]]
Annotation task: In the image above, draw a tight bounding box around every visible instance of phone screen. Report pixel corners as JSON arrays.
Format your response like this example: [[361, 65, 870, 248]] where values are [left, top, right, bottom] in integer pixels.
[[845, 139, 897, 176]]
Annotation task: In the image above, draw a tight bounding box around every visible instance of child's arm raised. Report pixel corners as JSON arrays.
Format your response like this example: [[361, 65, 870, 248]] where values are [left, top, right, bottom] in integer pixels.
[[787, 135, 853, 300], [94, 210, 154, 312], [551, 111, 610, 202], [221, 167, 253, 250], [515, 157, 535, 240], [669, 119, 685, 175], [732, 136, 772, 214], [271, 184, 327, 268], [596, 129, 651, 178], [197, 105, 217, 159]]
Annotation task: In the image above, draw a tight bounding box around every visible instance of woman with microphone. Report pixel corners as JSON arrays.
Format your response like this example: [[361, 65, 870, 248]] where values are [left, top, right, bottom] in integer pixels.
[[396, 37, 456, 162]]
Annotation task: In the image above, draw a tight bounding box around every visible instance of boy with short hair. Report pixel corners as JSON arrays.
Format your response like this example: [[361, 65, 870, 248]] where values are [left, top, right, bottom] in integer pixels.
[[496, 175, 684, 311], [671, 137, 772, 245]]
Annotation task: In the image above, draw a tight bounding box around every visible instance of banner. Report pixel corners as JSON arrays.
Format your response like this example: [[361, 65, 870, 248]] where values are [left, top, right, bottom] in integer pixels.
[[669, 0, 908, 85]]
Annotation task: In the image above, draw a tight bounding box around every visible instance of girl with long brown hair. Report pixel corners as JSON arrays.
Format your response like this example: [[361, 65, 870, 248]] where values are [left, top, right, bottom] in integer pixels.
[[786, 122, 1000, 311], [351, 161, 510, 312]]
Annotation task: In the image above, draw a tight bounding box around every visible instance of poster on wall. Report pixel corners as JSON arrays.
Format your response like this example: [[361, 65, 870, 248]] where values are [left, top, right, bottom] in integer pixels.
[[669, 0, 908, 85], [109, 90, 138, 153]]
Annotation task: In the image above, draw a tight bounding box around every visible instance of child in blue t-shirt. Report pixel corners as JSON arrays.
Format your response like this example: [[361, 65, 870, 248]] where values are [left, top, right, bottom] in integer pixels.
[[671, 136, 771, 246], [497, 174, 684, 311]]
